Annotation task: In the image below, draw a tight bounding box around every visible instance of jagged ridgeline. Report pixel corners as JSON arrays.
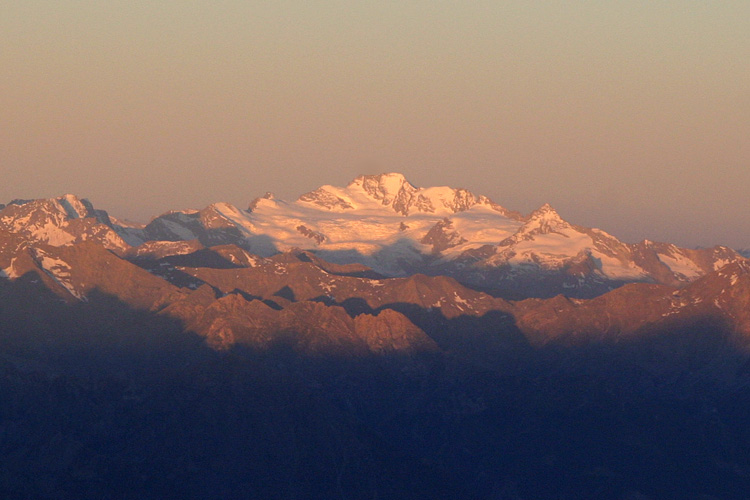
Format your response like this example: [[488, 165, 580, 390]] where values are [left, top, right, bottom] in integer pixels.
[[1, 173, 743, 299], [2, 174, 750, 499]]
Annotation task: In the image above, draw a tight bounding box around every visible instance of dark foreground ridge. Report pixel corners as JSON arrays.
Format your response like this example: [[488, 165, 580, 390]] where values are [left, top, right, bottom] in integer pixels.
[[2, 273, 750, 499]]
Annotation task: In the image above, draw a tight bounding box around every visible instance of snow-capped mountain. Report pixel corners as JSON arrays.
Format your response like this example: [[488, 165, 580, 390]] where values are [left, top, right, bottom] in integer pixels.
[[0, 173, 744, 298], [0, 195, 127, 251], [97, 173, 741, 298], [0, 195, 131, 279], [298, 172, 519, 217], [2, 177, 750, 357]]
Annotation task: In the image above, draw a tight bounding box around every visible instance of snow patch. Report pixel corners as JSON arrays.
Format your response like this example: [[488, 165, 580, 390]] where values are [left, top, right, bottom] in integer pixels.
[[1, 257, 19, 279], [714, 259, 732, 271], [33, 249, 85, 300], [657, 251, 701, 280]]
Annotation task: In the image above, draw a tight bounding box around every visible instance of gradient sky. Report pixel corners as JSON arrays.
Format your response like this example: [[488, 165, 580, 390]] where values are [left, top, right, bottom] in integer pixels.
[[2, 2, 749, 248]]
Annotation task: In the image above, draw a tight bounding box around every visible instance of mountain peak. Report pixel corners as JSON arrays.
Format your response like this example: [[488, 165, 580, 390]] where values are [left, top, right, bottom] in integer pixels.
[[497, 203, 570, 248], [294, 172, 520, 218], [248, 192, 277, 212], [0, 194, 94, 222], [352, 172, 412, 188], [528, 203, 562, 222], [349, 173, 417, 206], [0, 194, 125, 250], [56, 194, 90, 219]]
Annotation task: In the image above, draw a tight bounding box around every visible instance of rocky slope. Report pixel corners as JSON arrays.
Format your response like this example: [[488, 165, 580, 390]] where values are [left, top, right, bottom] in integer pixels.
[[1, 176, 749, 358], [15, 173, 734, 299], [2, 212, 750, 362]]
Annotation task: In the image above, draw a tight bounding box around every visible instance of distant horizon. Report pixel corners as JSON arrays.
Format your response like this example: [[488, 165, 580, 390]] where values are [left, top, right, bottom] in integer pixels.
[[3, 3, 748, 248]]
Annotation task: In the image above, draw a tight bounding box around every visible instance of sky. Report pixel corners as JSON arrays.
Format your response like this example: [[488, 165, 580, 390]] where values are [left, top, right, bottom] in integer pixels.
[[2, 1, 749, 248]]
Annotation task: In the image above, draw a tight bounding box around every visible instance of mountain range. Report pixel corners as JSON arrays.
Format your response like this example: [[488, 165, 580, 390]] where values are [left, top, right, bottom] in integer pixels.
[[3, 173, 750, 498], [2, 173, 743, 298], [1, 172, 749, 355]]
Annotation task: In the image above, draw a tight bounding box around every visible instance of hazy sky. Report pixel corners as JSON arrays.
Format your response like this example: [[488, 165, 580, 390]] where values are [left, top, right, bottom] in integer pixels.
[[2, 2, 749, 247]]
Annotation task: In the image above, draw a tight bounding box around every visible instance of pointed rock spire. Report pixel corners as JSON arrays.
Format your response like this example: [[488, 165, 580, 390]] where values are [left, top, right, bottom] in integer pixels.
[[248, 192, 278, 212], [528, 203, 562, 221]]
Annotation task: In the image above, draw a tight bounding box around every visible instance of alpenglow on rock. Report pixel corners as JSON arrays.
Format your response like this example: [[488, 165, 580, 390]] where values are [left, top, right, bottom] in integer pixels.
[[0, 173, 745, 299]]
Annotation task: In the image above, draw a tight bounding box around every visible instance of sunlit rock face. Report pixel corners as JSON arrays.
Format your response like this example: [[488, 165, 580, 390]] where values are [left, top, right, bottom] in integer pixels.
[[7, 173, 730, 299], [0, 194, 128, 252], [3, 201, 750, 357]]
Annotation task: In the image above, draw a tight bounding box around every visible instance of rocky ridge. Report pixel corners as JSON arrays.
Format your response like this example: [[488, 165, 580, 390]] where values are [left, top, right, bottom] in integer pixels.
[[1, 176, 749, 357], [15, 173, 736, 299]]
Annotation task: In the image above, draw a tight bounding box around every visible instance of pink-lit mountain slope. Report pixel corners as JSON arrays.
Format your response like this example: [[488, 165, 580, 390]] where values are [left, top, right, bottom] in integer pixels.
[[0, 173, 744, 298], [0, 186, 749, 358], [113, 173, 744, 298]]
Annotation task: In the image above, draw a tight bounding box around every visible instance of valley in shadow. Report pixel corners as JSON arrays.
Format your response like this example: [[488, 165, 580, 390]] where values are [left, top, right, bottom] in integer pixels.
[[1, 273, 750, 499]]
